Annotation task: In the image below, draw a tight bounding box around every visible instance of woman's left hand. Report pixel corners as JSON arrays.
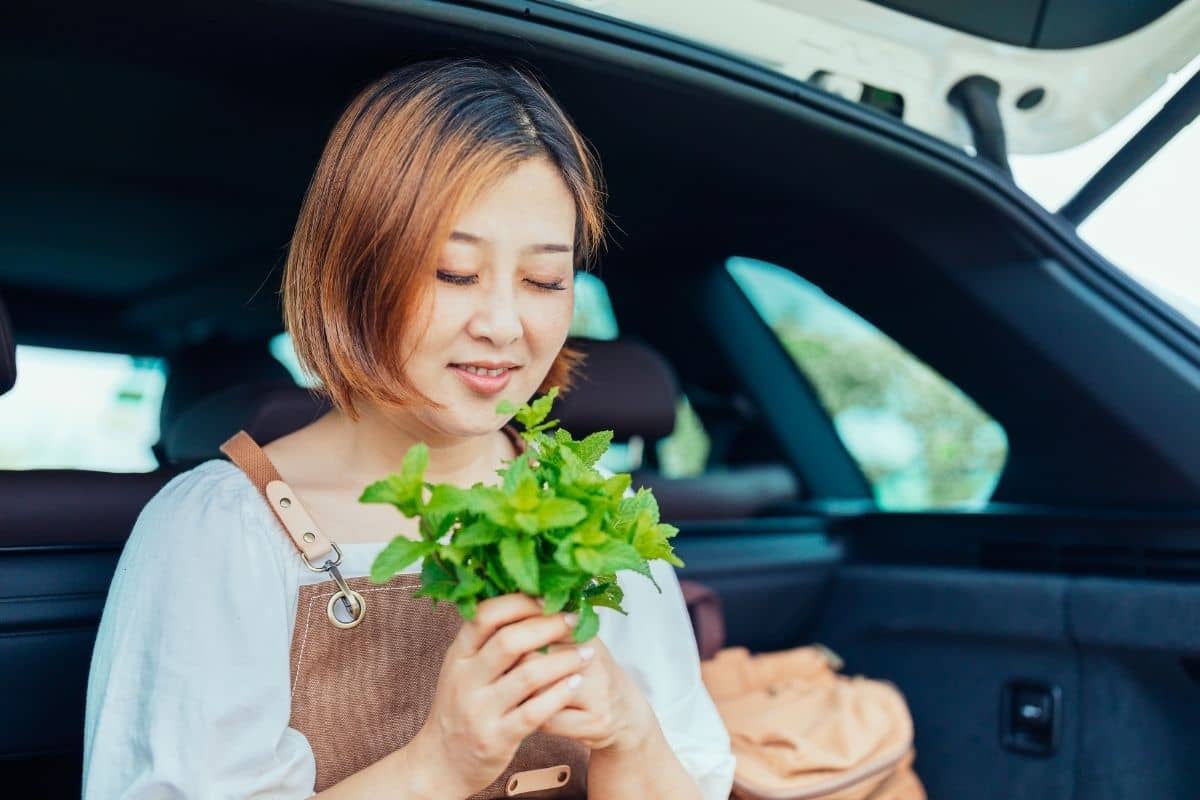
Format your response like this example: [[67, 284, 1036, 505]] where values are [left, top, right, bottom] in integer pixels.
[[532, 635, 655, 753]]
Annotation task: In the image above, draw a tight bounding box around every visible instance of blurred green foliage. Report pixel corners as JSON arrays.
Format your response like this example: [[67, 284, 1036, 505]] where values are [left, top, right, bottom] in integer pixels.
[[729, 257, 1007, 510]]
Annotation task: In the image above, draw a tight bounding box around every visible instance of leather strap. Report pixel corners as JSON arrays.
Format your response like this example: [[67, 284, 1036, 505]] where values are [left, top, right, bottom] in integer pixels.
[[219, 430, 337, 565], [680, 579, 726, 661], [219, 424, 528, 566], [506, 764, 571, 796]]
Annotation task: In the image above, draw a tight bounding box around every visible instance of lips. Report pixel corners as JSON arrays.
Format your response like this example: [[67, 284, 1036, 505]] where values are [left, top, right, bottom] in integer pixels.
[[449, 364, 516, 395], [451, 362, 520, 372]]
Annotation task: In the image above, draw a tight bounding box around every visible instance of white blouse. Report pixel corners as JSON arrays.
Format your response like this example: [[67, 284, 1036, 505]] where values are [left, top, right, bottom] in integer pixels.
[[83, 458, 736, 799]]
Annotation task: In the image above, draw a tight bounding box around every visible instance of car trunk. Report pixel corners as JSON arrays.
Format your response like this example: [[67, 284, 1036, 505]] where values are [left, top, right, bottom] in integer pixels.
[[4, 2, 1200, 798]]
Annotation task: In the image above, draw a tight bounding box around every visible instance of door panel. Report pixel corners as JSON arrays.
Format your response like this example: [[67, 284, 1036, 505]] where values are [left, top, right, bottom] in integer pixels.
[[809, 566, 1078, 800], [675, 528, 841, 654]]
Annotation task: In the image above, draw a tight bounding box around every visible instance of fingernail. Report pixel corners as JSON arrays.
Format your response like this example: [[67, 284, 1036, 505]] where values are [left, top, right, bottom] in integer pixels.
[[578, 645, 595, 662], [567, 674, 583, 690], [564, 613, 578, 627]]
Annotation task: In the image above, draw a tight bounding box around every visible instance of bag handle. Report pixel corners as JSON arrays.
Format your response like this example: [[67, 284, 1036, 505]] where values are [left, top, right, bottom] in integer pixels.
[[680, 579, 726, 660]]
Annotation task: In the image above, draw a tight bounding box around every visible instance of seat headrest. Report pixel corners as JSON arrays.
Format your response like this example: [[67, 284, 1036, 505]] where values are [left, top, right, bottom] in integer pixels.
[[163, 381, 332, 463], [0, 293, 15, 396], [555, 338, 678, 442], [160, 335, 294, 437], [161, 336, 678, 463], [160, 336, 327, 463]]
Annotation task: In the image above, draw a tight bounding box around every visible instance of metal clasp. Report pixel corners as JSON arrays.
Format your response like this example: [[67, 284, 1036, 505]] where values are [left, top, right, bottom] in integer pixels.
[[305, 542, 367, 629]]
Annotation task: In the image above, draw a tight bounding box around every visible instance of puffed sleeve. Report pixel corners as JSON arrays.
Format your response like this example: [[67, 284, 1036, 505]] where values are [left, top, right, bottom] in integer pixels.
[[594, 466, 737, 800], [83, 460, 317, 799]]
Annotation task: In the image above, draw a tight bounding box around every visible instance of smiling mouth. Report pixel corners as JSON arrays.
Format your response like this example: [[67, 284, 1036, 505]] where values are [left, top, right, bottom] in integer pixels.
[[450, 364, 519, 376]]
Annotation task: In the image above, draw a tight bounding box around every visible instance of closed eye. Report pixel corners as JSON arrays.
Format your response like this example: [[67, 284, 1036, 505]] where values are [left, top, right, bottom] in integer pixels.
[[437, 271, 566, 292]]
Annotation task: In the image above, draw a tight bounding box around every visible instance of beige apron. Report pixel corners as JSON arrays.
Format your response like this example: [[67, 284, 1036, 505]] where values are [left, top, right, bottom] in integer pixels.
[[220, 425, 590, 797]]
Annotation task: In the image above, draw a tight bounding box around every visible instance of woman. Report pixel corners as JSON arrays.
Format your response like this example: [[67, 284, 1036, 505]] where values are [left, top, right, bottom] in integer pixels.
[[83, 57, 735, 799]]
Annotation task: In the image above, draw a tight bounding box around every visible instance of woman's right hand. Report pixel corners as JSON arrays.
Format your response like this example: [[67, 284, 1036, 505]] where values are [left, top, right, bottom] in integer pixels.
[[408, 593, 594, 798]]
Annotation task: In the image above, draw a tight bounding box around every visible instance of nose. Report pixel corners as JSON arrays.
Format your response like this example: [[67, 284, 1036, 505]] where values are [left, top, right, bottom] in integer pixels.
[[466, 276, 522, 347]]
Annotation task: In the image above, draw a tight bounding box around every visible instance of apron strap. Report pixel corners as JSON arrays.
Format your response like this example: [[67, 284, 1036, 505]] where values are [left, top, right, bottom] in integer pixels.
[[220, 424, 528, 566], [219, 430, 338, 567]]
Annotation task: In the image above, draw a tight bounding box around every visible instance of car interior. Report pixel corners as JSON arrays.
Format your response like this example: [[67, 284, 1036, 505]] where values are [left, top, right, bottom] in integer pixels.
[[4, 2, 1200, 798]]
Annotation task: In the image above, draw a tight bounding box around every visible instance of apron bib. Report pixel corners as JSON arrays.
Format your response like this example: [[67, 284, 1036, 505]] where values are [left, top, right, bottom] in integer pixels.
[[221, 425, 589, 797]]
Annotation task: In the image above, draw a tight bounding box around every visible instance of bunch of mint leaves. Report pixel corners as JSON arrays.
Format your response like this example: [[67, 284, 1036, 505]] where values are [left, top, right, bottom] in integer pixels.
[[361, 387, 684, 643]]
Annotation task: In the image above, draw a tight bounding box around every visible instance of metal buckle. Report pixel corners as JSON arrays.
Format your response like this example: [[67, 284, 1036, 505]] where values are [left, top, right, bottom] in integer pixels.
[[302, 540, 343, 572], [304, 542, 367, 629]]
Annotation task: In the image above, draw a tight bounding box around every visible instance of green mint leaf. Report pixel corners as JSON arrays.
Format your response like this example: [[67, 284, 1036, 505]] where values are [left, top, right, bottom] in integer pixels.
[[542, 586, 571, 614], [633, 522, 685, 567], [499, 536, 540, 595], [510, 475, 540, 512], [436, 544, 466, 566], [413, 555, 456, 602], [584, 577, 627, 613], [574, 539, 650, 579], [535, 497, 588, 530], [517, 386, 559, 428], [572, 429, 613, 467], [453, 519, 503, 547], [553, 536, 578, 570], [613, 488, 659, 538], [484, 552, 516, 593], [451, 563, 485, 600], [603, 473, 632, 501], [513, 511, 539, 535], [456, 596, 478, 620], [572, 601, 600, 642], [424, 484, 478, 517], [540, 563, 578, 595], [418, 510, 455, 542], [370, 538, 436, 583], [401, 442, 430, 481], [495, 398, 518, 415], [502, 454, 535, 496], [359, 474, 422, 516]]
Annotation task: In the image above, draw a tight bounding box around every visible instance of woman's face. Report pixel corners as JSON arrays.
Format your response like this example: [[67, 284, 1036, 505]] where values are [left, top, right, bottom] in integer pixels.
[[399, 155, 577, 437]]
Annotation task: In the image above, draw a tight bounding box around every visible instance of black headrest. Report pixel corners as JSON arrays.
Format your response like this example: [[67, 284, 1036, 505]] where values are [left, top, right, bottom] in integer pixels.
[[160, 336, 325, 463], [0, 293, 15, 396], [555, 338, 678, 442], [163, 381, 332, 463], [160, 335, 294, 436]]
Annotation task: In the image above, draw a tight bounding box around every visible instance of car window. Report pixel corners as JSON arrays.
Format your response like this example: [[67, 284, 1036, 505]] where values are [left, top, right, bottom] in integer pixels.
[[1012, 54, 1200, 325], [272, 270, 709, 476], [0, 345, 166, 471], [727, 256, 1007, 510], [570, 271, 619, 339]]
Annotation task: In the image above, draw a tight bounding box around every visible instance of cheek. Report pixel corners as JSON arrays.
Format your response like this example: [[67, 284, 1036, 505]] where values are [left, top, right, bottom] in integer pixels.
[[528, 293, 574, 346]]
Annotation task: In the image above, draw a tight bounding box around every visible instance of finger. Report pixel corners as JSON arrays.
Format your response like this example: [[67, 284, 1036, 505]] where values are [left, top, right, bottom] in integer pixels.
[[512, 640, 579, 669], [477, 612, 578, 680], [537, 708, 594, 739], [502, 673, 584, 739], [493, 643, 595, 712], [454, 593, 543, 656]]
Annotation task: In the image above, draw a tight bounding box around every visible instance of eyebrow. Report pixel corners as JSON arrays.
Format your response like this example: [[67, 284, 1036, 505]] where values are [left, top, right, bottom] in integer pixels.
[[449, 229, 572, 255]]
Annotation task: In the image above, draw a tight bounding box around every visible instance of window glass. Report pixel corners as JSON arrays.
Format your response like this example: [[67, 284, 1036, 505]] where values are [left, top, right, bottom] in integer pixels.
[[569, 271, 619, 340], [0, 345, 166, 471], [1012, 54, 1200, 326], [657, 397, 710, 478], [728, 257, 1007, 509]]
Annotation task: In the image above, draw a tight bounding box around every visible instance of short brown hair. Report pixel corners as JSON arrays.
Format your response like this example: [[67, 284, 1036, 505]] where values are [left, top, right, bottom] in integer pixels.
[[283, 57, 607, 420]]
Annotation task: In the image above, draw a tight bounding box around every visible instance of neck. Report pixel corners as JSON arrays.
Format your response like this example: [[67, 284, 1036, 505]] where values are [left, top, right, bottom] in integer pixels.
[[320, 401, 511, 490]]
